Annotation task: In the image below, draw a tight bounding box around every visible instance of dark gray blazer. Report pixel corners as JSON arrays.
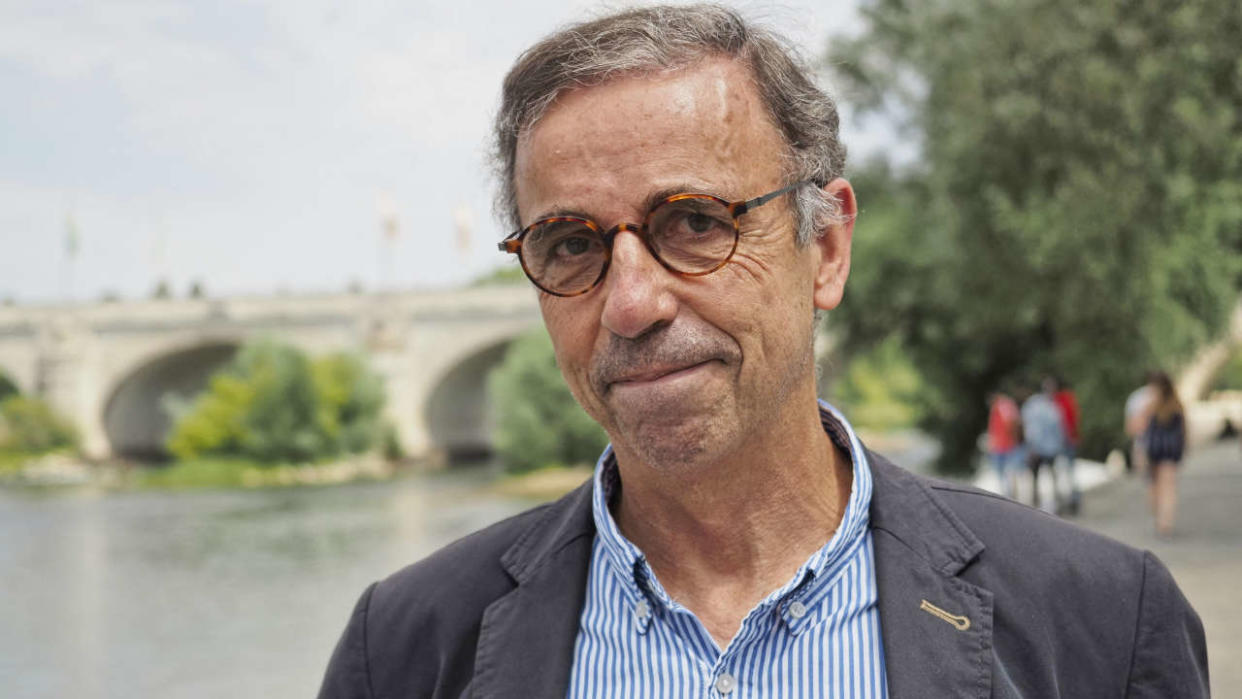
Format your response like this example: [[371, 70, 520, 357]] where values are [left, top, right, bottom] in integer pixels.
[[318, 453, 1208, 698]]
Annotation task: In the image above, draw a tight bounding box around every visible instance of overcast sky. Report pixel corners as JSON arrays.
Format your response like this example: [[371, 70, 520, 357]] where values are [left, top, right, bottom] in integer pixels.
[[1, 0, 891, 305]]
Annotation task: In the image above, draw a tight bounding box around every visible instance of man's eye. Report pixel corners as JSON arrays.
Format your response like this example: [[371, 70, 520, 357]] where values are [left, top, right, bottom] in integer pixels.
[[553, 236, 593, 257], [685, 213, 716, 234], [665, 209, 730, 238]]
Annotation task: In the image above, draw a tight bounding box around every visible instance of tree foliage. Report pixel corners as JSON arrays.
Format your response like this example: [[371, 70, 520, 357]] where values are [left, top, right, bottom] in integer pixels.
[[831, 335, 925, 432], [488, 329, 609, 473], [0, 395, 79, 454], [829, 0, 1242, 471], [166, 341, 386, 464], [0, 370, 18, 402]]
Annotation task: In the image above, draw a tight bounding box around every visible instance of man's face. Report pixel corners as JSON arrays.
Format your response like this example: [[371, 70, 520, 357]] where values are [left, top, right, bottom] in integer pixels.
[[513, 58, 851, 469]]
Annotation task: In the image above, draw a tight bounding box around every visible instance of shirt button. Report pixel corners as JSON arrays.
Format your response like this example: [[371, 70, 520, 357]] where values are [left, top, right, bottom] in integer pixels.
[[789, 601, 807, 619], [714, 672, 736, 694], [634, 600, 650, 621]]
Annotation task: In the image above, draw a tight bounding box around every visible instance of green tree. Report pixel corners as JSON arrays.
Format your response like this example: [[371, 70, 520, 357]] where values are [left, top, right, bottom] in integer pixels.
[[167, 341, 387, 464], [0, 395, 79, 453], [831, 335, 925, 432], [488, 329, 609, 472], [165, 372, 255, 459], [313, 353, 386, 455], [829, 0, 1242, 472], [0, 370, 18, 402]]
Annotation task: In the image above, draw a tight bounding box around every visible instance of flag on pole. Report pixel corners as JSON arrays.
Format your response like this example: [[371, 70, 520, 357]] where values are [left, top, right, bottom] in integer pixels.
[[65, 212, 79, 259], [454, 205, 473, 258], [382, 214, 400, 240]]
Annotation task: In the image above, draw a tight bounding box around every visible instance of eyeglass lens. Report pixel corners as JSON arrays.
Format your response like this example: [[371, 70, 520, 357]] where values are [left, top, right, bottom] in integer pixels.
[[521, 196, 737, 295]]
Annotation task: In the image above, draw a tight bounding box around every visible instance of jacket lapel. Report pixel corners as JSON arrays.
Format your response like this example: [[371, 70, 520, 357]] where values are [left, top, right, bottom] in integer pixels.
[[470, 481, 596, 699], [869, 453, 995, 699]]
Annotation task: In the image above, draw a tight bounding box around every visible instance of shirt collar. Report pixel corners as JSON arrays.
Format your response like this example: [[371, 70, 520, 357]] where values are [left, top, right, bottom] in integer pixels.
[[590, 399, 875, 633]]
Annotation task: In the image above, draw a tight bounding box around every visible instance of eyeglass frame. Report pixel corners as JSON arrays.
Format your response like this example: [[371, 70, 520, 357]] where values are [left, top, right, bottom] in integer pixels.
[[497, 179, 813, 297]]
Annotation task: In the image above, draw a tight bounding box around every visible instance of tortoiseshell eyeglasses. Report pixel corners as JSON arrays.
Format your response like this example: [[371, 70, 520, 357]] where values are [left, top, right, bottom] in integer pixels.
[[497, 180, 810, 297]]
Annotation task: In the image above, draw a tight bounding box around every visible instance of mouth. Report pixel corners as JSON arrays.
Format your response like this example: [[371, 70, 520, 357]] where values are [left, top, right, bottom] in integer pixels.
[[607, 360, 715, 391]]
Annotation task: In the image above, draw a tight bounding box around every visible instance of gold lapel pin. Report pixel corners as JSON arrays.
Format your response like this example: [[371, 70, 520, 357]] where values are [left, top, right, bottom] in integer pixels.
[[919, 599, 971, 631]]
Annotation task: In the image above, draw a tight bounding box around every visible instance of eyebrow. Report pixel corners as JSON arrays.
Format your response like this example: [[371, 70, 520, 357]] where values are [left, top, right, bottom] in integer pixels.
[[529, 183, 729, 227]]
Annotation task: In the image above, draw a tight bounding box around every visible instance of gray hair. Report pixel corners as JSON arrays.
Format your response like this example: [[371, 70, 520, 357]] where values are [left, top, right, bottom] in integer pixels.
[[492, 3, 849, 245]]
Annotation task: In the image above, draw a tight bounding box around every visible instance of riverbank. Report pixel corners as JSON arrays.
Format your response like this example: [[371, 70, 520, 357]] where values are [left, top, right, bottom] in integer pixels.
[[0, 451, 399, 490], [492, 464, 593, 500]]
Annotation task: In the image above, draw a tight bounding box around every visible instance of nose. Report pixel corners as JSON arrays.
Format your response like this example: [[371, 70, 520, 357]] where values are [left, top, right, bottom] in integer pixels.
[[598, 227, 679, 339]]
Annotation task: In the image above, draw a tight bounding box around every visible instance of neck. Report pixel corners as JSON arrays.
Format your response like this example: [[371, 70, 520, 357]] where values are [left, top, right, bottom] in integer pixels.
[[610, 397, 853, 645]]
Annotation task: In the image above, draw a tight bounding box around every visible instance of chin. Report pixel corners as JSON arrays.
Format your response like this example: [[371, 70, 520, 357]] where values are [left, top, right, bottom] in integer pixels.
[[614, 409, 732, 472]]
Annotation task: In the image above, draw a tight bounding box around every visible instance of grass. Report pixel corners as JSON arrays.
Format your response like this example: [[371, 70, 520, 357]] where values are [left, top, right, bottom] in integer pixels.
[[0, 450, 30, 475], [0, 448, 75, 476], [131, 457, 261, 489], [130, 455, 394, 490]]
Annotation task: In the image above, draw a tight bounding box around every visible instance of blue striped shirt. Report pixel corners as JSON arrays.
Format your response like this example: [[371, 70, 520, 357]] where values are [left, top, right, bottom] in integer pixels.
[[567, 400, 888, 698]]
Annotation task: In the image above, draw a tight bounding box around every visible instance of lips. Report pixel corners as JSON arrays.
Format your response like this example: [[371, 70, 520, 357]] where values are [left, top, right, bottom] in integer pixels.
[[591, 331, 739, 398], [608, 360, 713, 386]]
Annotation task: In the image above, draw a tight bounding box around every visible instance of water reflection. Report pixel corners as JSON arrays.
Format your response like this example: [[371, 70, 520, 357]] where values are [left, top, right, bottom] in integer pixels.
[[0, 464, 550, 699]]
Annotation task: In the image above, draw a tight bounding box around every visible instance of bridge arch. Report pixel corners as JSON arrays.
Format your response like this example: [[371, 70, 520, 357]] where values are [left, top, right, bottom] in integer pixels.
[[102, 340, 240, 460], [424, 339, 515, 461]]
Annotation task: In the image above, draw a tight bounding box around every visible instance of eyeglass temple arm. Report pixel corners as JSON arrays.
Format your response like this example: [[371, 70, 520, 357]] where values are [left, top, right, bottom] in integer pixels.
[[735, 179, 813, 216], [498, 233, 521, 253]]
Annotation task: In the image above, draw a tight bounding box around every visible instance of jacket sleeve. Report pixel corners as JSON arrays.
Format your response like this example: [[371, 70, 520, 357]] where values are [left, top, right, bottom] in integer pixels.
[[1125, 552, 1209, 698], [318, 583, 378, 699]]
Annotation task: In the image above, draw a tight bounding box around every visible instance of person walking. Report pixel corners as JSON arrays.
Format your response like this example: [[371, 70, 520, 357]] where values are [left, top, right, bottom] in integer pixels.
[[1124, 372, 1156, 475], [987, 389, 1023, 499], [1050, 376, 1082, 514], [1022, 381, 1066, 513], [1146, 372, 1186, 537]]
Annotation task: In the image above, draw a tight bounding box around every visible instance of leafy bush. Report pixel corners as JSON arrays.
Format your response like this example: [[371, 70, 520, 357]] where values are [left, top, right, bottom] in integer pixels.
[[830, 337, 924, 432], [0, 395, 79, 453], [488, 329, 609, 473], [0, 370, 18, 402], [166, 341, 386, 464], [313, 353, 386, 455]]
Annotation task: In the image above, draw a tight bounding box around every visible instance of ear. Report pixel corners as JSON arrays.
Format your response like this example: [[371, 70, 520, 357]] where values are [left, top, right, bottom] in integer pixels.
[[811, 178, 856, 311]]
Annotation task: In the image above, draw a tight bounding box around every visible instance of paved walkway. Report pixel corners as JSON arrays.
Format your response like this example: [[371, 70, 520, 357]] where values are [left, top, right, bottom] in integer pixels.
[[1074, 439, 1241, 696]]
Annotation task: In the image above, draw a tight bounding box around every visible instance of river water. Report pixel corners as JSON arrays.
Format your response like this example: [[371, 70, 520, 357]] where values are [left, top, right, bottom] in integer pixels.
[[0, 465, 546, 699], [0, 432, 945, 699]]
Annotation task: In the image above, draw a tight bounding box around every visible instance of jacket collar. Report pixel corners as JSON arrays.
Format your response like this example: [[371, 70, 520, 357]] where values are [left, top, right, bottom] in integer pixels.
[[471, 447, 998, 699]]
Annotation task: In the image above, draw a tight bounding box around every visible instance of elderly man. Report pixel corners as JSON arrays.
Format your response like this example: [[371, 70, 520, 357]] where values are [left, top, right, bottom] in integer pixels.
[[320, 5, 1207, 697]]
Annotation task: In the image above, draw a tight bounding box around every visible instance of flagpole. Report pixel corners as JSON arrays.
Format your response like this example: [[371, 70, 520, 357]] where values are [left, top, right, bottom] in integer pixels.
[[64, 209, 79, 304]]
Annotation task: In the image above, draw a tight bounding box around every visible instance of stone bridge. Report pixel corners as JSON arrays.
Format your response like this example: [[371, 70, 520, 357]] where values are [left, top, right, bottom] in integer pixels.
[[1, 287, 1238, 462], [0, 287, 541, 461]]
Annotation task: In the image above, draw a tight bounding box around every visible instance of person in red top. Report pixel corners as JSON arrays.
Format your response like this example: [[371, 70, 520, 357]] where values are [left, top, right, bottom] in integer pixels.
[[987, 389, 1023, 499], [1049, 376, 1081, 514]]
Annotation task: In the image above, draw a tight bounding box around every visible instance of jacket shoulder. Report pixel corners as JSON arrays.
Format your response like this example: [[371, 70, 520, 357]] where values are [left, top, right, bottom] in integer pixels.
[[319, 480, 596, 699], [924, 476, 1207, 694], [921, 476, 1149, 595], [374, 499, 556, 609], [365, 497, 572, 666]]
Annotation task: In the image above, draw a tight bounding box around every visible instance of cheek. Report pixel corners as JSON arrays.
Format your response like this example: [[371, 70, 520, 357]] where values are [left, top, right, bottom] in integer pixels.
[[714, 256, 815, 363], [540, 300, 603, 392]]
